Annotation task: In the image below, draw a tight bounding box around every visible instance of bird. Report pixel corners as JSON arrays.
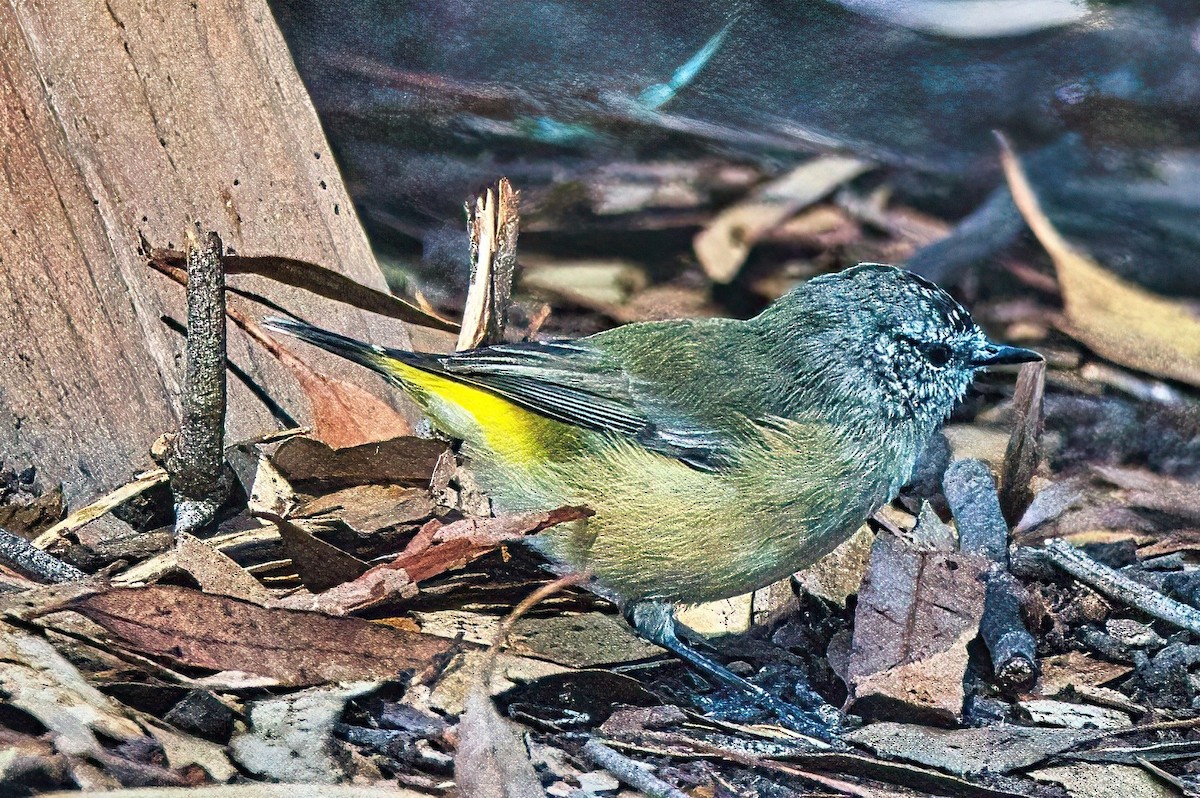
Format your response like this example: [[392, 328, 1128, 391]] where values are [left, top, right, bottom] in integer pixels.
[[265, 263, 1040, 739]]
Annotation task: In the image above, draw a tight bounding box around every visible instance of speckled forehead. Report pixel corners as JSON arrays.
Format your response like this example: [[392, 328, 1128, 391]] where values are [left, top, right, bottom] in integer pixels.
[[894, 277, 975, 338]]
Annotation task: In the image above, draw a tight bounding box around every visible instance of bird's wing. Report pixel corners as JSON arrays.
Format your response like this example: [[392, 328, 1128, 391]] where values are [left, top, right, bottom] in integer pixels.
[[410, 339, 733, 470]]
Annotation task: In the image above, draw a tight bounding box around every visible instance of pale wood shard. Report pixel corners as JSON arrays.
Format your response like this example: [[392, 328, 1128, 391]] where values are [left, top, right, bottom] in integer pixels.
[[0, 0, 422, 502]]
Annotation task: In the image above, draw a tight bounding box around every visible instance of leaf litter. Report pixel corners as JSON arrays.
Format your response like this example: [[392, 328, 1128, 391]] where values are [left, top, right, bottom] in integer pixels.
[[4, 146, 1200, 798]]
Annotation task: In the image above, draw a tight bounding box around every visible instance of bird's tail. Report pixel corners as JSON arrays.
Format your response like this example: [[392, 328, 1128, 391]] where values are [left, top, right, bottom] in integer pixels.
[[263, 317, 428, 378]]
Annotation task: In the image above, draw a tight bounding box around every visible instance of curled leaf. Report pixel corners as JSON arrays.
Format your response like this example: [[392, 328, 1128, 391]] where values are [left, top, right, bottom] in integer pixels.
[[998, 134, 1200, 387]]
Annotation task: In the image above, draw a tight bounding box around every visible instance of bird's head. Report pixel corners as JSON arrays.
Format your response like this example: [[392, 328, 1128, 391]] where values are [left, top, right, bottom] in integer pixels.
[[761, 264, 1041, 429]]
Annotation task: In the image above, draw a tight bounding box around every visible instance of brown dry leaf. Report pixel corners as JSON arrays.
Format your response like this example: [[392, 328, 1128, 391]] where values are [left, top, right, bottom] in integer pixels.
[[271, 435, 445, 490], [1037, 651, 1133, 695], [455, 687, 544, 798], [846, 722, 1092, 778], [295, 484, 437, 535], [286, 363, 414, 449], [694, 155, 871, 283], [1000, 360, 1046, 526], [0, 622, 144, 757], [847, 533, 989, 725], [175, 532, 274, 605], [230, 682, 378, 784], [41, 787, 432, 798], [1138, 531, 1200, 559], [1032, 763, 1177, 798], [998, 135, 1200, 387], [150, 260, 417, 448], [148, 248, 458, 332], [282, 506, 591, 616], [69, 585, 457, 687], [520, 257, 648, 315], [266, 515, 370, 593], [1093, 465, 1200, 525]]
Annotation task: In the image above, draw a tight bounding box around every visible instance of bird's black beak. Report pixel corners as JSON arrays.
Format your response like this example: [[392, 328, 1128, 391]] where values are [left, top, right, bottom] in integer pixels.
[[971, 342, 1043, 368]]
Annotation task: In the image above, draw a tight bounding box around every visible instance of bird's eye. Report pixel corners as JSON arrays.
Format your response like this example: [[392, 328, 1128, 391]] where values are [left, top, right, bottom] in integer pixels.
[[927, 343, 953, 367]]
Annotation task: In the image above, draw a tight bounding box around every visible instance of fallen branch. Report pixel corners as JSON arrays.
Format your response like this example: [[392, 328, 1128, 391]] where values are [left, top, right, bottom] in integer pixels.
[[0, 526, 86, 583], [581, 739, 690, 798], [1044, 537, 1200, 635], [945, 459, 1038, 691]]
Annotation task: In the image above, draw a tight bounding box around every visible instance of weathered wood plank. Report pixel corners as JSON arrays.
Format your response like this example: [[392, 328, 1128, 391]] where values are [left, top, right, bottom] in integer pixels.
[[0, 0, 427, 501]]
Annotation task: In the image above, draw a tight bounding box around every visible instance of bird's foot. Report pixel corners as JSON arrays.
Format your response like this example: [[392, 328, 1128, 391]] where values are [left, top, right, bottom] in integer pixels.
[[625, 600, 848, 745], [733, 674, 847, 743]]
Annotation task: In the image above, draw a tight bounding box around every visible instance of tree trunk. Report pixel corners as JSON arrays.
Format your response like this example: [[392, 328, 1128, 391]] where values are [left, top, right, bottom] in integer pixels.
[[0, 0, 427, 502]]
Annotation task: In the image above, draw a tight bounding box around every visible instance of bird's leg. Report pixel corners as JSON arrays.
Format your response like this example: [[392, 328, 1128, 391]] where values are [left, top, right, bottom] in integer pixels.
[[624, 600, 842, 743]]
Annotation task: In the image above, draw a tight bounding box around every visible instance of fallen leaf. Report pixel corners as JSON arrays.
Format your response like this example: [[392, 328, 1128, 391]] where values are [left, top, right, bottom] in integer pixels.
[[1018, 699, 1132, 730], [41, 786, 432, 798], [267, 515, 370, 593], [149, 249, 458, 332], [999, 134, 1200, 387], [69, 585, 457, 687], [793, 523, 876, 605], [847, 533, 989, 725], [454, 575, 581, 798], [520, 256, 648, 309], [284, 507, 591, 616], [176, 532, 274, 605], [142, 720, 237, 783], [1037, 652, 1133, 696], [675, 594, 752, 636], [846, 722, 1092, 777], [1032, 763, 1177, 798], [694, 155, 871, 283], [0, 623, 144, 757], [287, 365, 415, 449], [430, 650, 571, 717], [152, 262, 418, 448], [295, 484, 439, 538], [455, 686, 544, 798], [271, 436, 445, 490], [413, 609, 662, 668], [1093, 466, 1200, 525]]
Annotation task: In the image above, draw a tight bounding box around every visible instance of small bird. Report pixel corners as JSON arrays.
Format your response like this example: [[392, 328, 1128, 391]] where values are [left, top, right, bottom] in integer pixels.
[[267, 264, 1039, 737]]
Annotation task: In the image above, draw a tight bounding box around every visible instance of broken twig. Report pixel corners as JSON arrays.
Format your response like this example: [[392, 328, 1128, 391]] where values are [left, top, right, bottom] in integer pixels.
[[1044, 538, 1200, 635], [582, 739, 690, 798], [168, 226, 229, 535], [0, 526, 86, 583], [458, 178, 519, 350], [31, 469, 170, 550], [946, 459, 1038, 691]]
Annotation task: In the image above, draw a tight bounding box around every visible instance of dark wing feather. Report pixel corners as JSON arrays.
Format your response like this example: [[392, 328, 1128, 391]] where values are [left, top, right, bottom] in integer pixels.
[[406, 340, 730, 469]]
